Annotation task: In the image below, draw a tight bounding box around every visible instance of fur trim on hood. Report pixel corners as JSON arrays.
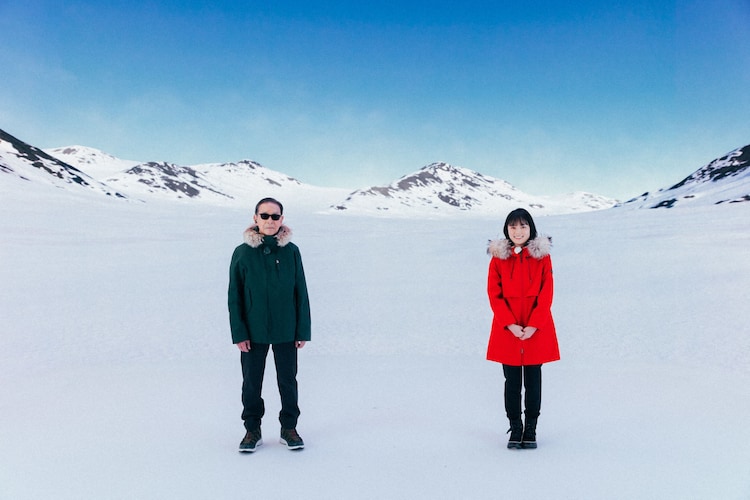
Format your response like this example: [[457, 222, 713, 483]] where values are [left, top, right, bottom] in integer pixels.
[[243, 225, 293, 248], [487, 235, 552, 260]]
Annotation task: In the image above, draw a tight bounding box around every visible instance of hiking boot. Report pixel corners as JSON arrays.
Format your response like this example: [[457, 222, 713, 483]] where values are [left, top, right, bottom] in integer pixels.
[[280, 428, 305, 450], [239, 428, 263, 453], [522, 417, 538, 449], [507, 420, 523, 449]]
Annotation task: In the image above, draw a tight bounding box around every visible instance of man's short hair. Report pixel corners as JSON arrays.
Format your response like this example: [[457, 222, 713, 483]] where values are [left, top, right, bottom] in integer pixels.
[[255, 197, 284, 215]]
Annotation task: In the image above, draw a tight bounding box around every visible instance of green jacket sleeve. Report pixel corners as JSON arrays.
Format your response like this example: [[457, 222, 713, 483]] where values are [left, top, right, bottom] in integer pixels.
[[293, 248, 312, 341], [228, 246, 250, 344]]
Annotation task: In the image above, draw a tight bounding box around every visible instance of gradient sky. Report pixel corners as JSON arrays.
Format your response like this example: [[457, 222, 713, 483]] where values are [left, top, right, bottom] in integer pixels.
[[1, 0, 749, 199]]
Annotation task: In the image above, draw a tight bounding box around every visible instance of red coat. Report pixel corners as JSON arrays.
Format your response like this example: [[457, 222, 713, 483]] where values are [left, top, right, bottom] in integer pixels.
[[486, 236, 560, 366]]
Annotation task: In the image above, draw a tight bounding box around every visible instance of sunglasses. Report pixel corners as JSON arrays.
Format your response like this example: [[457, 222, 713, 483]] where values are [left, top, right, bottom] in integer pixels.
[[258, 213, 282, 221]]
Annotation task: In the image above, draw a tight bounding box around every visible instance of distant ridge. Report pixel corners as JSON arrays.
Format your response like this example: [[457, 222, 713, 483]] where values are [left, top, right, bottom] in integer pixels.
[[331, 162, 617, 216], [619, 144, 750, 209], [0, 129, 125, 198], [3, 126, 748, 214], [44, 145, 140, 179], [106, 161, 234, 202]]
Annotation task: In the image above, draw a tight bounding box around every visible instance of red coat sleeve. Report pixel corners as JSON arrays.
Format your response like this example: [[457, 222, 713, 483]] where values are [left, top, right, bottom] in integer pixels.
[[487, 258, 517, 328]]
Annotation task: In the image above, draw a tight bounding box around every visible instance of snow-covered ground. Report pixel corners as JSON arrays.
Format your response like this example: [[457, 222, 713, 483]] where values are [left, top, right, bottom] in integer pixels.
[[1, 177, 749, 499]]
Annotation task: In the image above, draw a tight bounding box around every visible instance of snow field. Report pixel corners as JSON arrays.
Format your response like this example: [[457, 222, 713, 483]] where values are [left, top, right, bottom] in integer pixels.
[[1, 183, 749, 499]]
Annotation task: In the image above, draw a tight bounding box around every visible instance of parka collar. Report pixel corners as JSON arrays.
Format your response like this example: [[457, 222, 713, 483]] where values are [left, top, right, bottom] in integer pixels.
[[487, 235, 552, 260], [243, 224, 293, 248]]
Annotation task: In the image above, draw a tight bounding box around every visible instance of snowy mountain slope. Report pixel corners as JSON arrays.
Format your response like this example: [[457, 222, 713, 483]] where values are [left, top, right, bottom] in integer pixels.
[[0, 128, 125, 198], [331, 162, 617, 216], [103, 158, 348, 208], [44, 145, 141, 179], [619, 143, 750, 208], [37, 139, 345, 209], [103, 161, 235, 202], [193, 159, 303, 191], [10, 126, 750, 215], [192, 160, 351, 213]]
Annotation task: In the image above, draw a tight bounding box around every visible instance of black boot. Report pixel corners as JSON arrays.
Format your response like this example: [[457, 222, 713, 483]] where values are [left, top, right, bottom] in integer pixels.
[[507, 419, 523, 449], [522, 417, 537, 449]]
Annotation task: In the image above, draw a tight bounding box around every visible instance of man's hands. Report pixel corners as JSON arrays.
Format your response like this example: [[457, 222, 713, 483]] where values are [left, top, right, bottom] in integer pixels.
[[508, 325, 537, 341]]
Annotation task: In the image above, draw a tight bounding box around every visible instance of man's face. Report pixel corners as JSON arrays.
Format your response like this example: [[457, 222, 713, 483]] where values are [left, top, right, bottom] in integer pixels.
[[254, 202, 284, 236]]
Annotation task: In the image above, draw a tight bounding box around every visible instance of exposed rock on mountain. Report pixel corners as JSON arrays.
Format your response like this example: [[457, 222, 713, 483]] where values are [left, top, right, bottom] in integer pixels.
[[0, 129, 125, 197], [331, 162, 617, 215], [620, 144, 750, 209]]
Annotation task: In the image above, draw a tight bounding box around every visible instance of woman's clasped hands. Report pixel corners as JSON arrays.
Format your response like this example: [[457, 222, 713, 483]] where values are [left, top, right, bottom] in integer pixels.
[[508, 324, 538, 341]]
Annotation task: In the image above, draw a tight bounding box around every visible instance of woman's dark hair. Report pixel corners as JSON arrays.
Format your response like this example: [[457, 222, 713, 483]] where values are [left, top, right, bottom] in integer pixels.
[[255, 197, 284, 215], [503, 208, 538, 242]]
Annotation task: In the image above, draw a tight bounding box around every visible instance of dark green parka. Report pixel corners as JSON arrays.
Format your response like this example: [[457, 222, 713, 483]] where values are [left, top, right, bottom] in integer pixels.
[[228, 225, 311, 345]]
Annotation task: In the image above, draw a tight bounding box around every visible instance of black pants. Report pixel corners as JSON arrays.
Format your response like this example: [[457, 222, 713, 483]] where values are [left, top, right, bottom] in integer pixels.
[[502, 364, 542, 421], [241, 341, 300, 431]]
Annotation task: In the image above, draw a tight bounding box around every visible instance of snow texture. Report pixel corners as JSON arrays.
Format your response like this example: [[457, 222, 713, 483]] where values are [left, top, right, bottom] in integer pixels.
[[1, 173, 750, 499]]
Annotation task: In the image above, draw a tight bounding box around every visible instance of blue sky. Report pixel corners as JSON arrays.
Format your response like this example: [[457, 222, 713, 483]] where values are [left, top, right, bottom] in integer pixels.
[[1, 0, 749, 199]]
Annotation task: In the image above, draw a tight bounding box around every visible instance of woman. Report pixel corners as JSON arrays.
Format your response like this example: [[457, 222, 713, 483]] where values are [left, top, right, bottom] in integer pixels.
[[486, 208, 560, 449]]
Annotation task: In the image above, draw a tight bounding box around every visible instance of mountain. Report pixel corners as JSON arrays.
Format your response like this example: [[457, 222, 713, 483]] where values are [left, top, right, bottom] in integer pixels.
[[104, 162, 235, 202], [8, 126, 748, 215], [37, 138, 343, 207], [192, 160, 350, 210], [43, 145, 243, 202], [619, 144, 750, 209], [43, 145, 140, 179], [99, 159, 346, 208], [48, 146, 311, 199], [0, 128, 618, 214], [0, 128, 125, 198], [331, 162, 617, 216], [192, 160, 306, 199]]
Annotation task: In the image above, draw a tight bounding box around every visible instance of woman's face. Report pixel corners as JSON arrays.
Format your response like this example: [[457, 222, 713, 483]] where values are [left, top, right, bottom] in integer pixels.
[[507, 221, 530, 247]]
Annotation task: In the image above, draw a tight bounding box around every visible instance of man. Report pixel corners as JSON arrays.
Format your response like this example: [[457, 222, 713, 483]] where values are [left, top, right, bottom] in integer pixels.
[[228, 197, 311, 452]]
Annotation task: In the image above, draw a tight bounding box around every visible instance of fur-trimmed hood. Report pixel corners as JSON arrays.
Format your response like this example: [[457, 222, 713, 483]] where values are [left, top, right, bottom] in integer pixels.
[[487, 235, 552, 260], [243, 225, 293, 248]]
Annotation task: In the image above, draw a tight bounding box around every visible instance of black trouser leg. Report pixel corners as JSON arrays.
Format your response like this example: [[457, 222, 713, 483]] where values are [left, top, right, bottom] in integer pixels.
[[240, 343, 270, 432], [503, 364, 543, 420], [523, 364, 542, 419], [272, 342, 300, 430], [503, 364, 523, 421]]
